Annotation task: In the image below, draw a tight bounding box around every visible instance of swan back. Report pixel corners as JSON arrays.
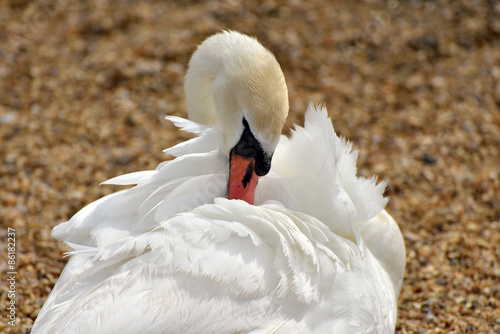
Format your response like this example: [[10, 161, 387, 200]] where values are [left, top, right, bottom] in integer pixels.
[[34, 105, 404, 333]]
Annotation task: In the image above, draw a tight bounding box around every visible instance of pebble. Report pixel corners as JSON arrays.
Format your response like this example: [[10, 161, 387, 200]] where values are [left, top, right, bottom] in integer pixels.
[[1, 1, 499, 333]]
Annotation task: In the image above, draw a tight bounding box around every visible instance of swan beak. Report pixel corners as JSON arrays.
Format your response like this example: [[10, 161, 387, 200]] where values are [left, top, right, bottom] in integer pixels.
[[228, 153, 259, 205]]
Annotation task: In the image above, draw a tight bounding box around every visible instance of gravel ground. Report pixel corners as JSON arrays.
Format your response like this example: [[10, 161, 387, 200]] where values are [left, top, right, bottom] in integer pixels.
[[1, 1, 499, 333]]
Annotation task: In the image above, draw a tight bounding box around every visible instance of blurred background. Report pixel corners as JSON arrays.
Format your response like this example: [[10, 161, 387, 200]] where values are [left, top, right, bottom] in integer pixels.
[[1, 0, 499, 332]]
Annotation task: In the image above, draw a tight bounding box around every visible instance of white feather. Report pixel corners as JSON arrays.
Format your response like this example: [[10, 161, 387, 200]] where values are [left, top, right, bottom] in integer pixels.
[[34, 106, 404, 333]]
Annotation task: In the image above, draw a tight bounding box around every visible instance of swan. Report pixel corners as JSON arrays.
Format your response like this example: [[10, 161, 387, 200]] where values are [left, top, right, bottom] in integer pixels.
[[32, 31, 405, 334]]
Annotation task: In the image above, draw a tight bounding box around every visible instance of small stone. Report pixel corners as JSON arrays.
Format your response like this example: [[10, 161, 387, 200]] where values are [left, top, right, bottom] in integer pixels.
[[422, 153, 437, 165]]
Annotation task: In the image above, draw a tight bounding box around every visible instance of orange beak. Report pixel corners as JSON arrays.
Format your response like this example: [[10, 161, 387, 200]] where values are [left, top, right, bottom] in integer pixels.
[[228, 153, 259, 205]]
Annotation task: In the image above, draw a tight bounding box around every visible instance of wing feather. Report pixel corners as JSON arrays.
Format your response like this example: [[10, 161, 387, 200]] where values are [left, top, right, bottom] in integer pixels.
[[33, 107, 403, 334]]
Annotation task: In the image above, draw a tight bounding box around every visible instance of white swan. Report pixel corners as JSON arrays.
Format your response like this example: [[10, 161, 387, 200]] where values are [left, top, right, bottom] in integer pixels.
[[32, 31, 405, 334]]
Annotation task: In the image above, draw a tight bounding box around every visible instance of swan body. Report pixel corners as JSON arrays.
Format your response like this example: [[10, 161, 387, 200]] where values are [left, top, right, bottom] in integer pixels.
[[32, 31, 405, 334]]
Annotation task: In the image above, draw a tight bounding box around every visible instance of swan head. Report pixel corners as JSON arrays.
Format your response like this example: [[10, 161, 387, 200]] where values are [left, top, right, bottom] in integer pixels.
[[185, 31, 289, 204]]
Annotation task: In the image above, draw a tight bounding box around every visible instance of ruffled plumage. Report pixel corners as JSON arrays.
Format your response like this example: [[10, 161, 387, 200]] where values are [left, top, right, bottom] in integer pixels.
[[33, 104, 405, 334]]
